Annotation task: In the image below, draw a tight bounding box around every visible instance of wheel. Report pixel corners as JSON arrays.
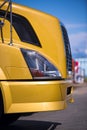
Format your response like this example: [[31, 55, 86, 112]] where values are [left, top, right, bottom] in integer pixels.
[[0, 89, 20, 125]]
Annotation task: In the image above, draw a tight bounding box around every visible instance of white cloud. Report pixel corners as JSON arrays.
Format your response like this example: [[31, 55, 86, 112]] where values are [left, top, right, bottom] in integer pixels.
[[66, 24, 87, 29], [85, 49, 87, 54], [69, 32, 87, 55]]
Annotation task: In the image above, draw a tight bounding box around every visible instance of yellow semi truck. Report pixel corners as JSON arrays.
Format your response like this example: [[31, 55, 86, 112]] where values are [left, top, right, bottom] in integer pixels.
[[0, 0, 73, 124]]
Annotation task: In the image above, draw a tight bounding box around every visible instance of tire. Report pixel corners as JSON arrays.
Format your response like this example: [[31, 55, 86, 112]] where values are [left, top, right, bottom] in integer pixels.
[[0, 114, 20, 125], [0, 89, 20, 125]]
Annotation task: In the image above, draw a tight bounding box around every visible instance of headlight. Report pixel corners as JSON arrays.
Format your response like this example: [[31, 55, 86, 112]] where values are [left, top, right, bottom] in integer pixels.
[[21, 48, 62, 79]]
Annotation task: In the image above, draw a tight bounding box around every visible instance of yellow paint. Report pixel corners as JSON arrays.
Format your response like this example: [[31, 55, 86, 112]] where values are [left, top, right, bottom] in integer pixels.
[[0, 1, 73, 113], [0, 80, 72, 113]]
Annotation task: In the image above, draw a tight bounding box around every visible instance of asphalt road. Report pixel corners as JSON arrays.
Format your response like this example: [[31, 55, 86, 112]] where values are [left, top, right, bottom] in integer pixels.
[[1, 82, 87, 130]]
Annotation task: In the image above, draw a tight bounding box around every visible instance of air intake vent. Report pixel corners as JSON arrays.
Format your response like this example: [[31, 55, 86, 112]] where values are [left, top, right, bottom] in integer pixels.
[[61, 25, 72, 72]]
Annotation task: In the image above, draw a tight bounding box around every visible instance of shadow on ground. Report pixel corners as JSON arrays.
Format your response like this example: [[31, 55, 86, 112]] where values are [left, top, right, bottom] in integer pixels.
[[0, 120, 61, 130]]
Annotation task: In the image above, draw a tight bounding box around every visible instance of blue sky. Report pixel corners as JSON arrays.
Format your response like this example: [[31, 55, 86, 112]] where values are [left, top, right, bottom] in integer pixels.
[[13, 0, 87, 58]]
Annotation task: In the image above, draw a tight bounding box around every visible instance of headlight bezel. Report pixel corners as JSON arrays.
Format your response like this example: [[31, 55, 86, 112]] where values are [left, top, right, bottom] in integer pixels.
[[21, 48, 62, 80]]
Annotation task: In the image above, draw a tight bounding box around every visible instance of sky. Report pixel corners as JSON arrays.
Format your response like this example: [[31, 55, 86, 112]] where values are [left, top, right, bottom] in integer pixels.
[[13, 0, 87, 58]]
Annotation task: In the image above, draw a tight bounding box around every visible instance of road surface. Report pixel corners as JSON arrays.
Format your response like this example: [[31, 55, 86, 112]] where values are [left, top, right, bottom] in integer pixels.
[[1, 83, 87, 130]]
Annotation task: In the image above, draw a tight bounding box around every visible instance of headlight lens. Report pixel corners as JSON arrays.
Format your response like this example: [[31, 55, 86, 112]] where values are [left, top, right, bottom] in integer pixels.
[[21, 48, 61, 79]]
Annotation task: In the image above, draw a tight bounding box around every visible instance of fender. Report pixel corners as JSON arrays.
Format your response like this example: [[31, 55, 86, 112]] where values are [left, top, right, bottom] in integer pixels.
[[0, 68, 7, 80], [0, 81, 12, 113]]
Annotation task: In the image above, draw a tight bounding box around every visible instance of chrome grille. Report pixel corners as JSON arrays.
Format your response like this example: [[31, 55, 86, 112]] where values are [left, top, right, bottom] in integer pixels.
[[61, 25, 72, 71]]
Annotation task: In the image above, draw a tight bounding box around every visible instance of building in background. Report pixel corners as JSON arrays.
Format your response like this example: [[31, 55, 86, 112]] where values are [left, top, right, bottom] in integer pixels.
[[73, 58, 87, 83], [75, 58, 87, 76]]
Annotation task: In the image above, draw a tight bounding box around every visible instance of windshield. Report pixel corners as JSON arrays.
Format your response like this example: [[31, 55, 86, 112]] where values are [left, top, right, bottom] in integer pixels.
[[0, 10, 41, 47]]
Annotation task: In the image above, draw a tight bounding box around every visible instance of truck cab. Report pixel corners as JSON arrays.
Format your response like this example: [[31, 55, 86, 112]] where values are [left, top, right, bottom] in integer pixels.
[[0, 0, 73, 124]]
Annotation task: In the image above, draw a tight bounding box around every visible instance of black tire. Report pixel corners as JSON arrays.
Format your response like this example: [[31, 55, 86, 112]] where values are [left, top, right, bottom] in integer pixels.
[[0, 114, 20, 125], [0, 89, 20, 125]]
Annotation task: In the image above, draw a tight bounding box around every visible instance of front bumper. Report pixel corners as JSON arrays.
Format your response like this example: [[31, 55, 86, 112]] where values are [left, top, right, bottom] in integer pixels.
[[1, 80, 73, 113]]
